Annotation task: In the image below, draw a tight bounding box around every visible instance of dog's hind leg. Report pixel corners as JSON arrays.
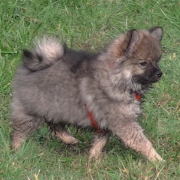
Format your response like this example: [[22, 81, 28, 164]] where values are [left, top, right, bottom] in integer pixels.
[[48, 122, 79, 145], [11, 111, 44, 149], [89, 132, 110, 160]]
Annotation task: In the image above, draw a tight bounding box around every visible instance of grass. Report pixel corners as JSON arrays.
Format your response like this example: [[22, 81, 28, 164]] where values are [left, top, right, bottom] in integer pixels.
[[0, 0, 180, 179]]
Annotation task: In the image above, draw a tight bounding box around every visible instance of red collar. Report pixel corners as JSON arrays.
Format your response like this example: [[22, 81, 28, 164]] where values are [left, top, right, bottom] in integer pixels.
[[86, 93, 140, 132], [85, 105, 103, 133], [135, 92, 141, 101]]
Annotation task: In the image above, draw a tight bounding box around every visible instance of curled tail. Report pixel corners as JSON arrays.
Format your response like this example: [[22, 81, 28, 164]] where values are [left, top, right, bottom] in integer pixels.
[[22, 37, 64, 71]]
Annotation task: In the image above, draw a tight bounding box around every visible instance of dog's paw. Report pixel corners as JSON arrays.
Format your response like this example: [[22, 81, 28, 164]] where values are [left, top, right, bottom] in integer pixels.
[[52, 131, 79, 145]]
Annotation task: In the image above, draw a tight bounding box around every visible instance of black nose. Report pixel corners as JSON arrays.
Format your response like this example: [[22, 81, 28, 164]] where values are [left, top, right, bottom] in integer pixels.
[[156, 70, 163, 78]]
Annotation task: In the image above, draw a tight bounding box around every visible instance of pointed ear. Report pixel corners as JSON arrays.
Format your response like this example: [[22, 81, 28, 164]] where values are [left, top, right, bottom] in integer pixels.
[[149, 26, 163, 41], [125, 29, 139, 56]]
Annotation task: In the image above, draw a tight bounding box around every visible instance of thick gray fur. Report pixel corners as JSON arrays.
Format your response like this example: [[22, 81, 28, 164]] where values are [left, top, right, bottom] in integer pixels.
[[11, 27, 164, 162]]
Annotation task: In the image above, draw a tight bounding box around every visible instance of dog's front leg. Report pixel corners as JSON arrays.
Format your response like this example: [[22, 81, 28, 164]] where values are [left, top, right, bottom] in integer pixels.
[[89, 132, 110, 160], [47, 122, 79, 145], [115, 122, 163, 162]]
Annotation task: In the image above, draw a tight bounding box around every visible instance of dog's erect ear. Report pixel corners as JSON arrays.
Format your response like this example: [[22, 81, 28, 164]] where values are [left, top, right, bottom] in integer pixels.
[[149, 27, 163, 41], [107, 29, 139, 59], [125, 29, 139, 56]]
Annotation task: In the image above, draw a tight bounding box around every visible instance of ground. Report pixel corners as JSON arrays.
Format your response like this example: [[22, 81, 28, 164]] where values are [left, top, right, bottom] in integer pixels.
[[0, 0, 180, 179]]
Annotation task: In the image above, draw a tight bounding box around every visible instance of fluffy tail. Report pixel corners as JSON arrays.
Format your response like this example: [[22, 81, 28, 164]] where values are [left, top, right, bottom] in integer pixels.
[[22, 37, 64, 71]]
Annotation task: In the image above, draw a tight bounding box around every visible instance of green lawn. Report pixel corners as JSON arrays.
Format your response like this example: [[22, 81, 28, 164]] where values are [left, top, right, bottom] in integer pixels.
[[0, 0, 180, 179]]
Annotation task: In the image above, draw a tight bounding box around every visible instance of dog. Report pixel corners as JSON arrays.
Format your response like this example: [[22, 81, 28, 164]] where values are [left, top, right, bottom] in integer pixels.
[[10, 27, 163, 162]]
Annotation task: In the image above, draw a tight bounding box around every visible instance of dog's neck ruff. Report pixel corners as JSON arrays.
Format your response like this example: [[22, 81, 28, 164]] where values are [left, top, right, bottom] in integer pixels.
[[86, 93, 140, 132]]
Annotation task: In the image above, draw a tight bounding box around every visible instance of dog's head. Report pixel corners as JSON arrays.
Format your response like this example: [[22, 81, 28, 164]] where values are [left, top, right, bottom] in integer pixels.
[[129, 27, 163, 85], [106, 27, 163, 88]]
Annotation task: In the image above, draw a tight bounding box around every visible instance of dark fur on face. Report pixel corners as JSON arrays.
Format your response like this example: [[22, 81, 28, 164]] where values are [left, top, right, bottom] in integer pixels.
[[11, 27, 164, 162]]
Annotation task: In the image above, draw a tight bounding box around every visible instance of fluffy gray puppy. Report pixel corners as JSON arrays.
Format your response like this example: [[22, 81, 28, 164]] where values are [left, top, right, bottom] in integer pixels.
[[11, 27, 163, 162]]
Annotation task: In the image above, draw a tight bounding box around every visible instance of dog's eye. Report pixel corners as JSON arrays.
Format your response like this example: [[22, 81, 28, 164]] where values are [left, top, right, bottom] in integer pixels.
[[139, 62, 148, 68]]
